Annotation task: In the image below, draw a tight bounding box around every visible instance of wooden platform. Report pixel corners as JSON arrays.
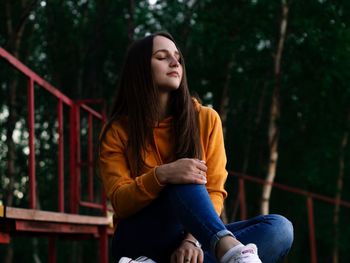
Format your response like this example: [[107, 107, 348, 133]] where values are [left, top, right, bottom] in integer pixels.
[[0, 205, 113, 244]]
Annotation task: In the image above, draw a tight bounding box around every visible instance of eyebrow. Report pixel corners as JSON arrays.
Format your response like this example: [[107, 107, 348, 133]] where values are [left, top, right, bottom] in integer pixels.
[[152, 49, 180, 56]]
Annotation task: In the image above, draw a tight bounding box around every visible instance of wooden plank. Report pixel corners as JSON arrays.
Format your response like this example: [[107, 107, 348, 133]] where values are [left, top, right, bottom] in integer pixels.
[[5, 207, 111, 226], [15, 220, 100, 235]]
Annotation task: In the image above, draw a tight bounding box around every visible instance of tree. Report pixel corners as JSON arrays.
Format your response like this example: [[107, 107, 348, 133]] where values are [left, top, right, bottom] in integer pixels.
[[261, 0, 289, 215]]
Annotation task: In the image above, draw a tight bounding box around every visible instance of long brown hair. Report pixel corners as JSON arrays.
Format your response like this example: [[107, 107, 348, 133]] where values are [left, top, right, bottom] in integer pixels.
[[99, 32, 201, 175]]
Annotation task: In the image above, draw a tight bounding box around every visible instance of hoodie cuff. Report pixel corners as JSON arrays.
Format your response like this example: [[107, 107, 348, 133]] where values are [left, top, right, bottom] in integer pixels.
[[141, 168, 165, 197]]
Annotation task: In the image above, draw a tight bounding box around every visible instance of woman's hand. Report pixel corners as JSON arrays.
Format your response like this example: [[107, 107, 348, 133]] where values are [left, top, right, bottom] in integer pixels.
[[155, 158, 207, 185], [170, 239, 204, 263]]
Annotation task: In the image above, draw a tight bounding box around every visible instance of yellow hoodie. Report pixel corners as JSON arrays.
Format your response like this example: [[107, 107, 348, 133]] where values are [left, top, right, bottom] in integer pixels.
[[99, 102, 228, 226]]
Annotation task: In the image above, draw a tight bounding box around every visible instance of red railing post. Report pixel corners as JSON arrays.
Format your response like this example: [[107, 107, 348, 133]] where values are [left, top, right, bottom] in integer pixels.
[[76, 106, 81, 208], [99, 227, 108, 263], [0, 233, 10, 244], [101, 104, 107, 214], [48, 237, 57, 263], [307, 196, 317, 263], [70, 104, 78, 213], [88, 113, 94, 202], [27, 78, 36, 209], [57, 100, 64, 212]]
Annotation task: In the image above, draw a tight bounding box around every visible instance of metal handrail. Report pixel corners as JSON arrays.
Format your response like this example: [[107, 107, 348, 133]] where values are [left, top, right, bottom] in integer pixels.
[[230, 171, 350, 263], [0, 47, 106, 215]]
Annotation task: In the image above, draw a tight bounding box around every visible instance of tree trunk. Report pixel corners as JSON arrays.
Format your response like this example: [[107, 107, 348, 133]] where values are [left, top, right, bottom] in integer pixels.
[[332, 111, 350, 263], [261, 0, 288, 215]]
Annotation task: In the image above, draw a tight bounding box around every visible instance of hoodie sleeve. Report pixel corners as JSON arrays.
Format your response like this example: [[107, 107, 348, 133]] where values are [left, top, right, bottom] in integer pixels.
[[201, 108, 228, 216], [99, 124, 164, 219]]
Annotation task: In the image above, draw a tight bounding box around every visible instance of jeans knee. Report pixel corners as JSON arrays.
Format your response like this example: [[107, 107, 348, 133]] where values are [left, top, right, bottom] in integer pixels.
[[165, 184, 207, 200], [265, 214, 294, 250], [167, 184, 205, 192]]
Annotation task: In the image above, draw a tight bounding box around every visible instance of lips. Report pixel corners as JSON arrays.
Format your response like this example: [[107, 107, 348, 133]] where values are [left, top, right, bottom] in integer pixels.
[[166, 71, 179, 77]]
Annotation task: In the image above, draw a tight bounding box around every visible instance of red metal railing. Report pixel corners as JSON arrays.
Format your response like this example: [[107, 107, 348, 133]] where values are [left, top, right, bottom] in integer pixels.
[[0, 47, 108, 262], [0, 47, 106, 214], [75, 100, 107, 212], [231, 171, 350, 263]]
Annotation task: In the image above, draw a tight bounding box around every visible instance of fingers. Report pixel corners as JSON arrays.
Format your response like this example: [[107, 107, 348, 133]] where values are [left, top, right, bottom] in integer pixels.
[[190, 250, 203, 263], [177, 158, 207, 173], [171, 242, 203, 263], [185, 248, 202, 263], [194, 161, 207, 184], [174, 251, 197, 263], [189, 252, 196, 263], [198, 249, 204, 263], [184, 253, 192, 263], [194, 159, 208, 173], [192, 169, 207, 184], [167, 158, 208, 185], [172, 250, 191, 263]]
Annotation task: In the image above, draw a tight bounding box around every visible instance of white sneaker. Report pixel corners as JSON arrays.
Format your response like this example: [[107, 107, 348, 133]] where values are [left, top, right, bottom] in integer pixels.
[[231, 244, 262, 263], [118, 256, 157, 263]]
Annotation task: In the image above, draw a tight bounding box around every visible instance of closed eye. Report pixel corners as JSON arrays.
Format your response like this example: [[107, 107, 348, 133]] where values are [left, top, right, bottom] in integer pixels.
[[153, 50, 182, 63], [155, 55, 181, 64]]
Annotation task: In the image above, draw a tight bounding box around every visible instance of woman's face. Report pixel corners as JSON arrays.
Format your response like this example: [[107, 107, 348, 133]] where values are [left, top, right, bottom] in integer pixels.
[[151, 36, 183, 91]]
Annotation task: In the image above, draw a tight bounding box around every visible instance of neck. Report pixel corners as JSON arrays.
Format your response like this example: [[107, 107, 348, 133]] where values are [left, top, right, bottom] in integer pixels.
[[158, 92, 171, 120]]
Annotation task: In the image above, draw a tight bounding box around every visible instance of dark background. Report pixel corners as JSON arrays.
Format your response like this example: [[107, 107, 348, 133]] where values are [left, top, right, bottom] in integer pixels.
[[1, 0, 350, 262]]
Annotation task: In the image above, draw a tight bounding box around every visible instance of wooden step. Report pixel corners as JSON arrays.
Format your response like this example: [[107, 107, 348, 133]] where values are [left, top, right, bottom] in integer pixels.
[[0, 205, 114, 244]]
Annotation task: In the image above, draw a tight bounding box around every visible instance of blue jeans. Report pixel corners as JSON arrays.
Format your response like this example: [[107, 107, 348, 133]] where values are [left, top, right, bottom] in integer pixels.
[[112, 184, 293, 263]]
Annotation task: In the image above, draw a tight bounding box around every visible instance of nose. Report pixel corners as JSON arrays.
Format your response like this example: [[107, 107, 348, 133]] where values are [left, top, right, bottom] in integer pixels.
[[169, 56, 179, 67]]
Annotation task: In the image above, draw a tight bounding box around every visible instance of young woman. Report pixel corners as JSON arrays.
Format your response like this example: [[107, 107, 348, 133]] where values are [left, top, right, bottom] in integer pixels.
[[99, 32, 293, 263]]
